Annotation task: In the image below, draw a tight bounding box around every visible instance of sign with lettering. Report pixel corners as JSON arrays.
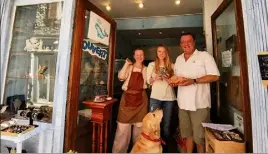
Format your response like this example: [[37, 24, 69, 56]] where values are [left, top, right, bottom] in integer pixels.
[[257, 52, 268, 87], [88, 11, 110, 46], [82, 39, 108, 60]]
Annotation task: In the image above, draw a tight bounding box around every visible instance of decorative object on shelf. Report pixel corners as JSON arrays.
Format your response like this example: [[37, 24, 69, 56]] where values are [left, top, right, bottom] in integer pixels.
[[39, 105, 53, 120], [24, 37, 43, 51], [38, 65, 48, 75], [93, 96, 106, 103], [37, 65, 48, 79], [93, 81, 107, 96], [34, 3, 61, 35], [13, 99, 22, 113], [93, 80, 108, 102]]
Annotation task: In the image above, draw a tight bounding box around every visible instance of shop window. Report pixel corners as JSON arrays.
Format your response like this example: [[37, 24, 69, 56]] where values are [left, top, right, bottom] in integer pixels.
[[3, 2, 63, 122]]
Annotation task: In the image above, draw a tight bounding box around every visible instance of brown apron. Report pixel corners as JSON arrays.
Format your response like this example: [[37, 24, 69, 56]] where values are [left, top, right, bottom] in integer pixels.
[[117, 67, 148, 123]]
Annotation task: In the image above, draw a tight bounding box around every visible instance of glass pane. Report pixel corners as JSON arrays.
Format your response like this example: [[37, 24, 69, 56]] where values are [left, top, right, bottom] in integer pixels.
[[215, 1, 242, 124], [3, 2, 63, 123], [79, 11, 109, 105]]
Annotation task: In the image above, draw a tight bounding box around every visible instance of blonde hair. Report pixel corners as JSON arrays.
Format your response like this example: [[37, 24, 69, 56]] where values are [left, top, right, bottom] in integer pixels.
[[154, 44, 173, 76]]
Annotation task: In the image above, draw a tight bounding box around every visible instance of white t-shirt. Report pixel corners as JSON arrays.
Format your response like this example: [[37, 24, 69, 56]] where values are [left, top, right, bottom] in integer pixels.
[[174, 49, 220, 111], [147, 62, 176, 101]]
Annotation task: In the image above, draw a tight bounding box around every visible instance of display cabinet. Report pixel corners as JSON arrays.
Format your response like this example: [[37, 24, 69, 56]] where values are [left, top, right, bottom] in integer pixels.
[[3, 1, 63, 122]]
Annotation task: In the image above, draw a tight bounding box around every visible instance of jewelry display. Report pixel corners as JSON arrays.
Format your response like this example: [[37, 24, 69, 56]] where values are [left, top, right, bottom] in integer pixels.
[[208, 128, 244, 142], [1, 124, 36, 136], [93, 80, 108, 102]]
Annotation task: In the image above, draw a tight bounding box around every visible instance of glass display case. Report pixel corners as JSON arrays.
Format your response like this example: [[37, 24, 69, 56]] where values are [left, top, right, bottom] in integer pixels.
[[3, 2, 63, 123]]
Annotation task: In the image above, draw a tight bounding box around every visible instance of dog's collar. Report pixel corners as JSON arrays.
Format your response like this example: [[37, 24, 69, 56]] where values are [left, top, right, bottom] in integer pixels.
[[141, 132, 166, 145]]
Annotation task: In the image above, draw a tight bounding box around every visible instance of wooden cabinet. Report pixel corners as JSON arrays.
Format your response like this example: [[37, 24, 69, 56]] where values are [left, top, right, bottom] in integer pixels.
[[83, 99, 117, 153]]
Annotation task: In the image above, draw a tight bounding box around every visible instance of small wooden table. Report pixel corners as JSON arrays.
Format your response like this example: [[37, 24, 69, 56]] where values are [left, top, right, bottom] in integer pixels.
[[83, 99, 117, 153]]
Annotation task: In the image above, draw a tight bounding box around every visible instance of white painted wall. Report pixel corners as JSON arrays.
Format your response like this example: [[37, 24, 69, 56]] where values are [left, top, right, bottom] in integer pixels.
[[203, 0, 224, 55]]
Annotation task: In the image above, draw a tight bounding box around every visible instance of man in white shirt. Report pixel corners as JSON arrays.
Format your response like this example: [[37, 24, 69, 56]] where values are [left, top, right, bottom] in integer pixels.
[[169, 32, 220, 153]]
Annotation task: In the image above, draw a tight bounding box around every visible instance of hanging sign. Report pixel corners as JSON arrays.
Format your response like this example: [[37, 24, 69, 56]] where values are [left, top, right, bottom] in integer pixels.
[[257, 52, 268, 87], [88, 11, 110, 46], [82, 39, 108, 60], [222, 49, 232, 67]]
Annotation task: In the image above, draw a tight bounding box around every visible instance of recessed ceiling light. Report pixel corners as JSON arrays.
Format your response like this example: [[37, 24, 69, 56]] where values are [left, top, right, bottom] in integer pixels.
[[159, 32, 162, 34], [106, 5, 111, 11], [175, 0, 181, 5], [139, 3, 144, 8]]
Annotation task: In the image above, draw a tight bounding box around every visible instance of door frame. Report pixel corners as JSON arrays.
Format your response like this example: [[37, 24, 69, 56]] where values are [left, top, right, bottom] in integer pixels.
[[211, 0, 252, 152], [64, 0, 116, 152]]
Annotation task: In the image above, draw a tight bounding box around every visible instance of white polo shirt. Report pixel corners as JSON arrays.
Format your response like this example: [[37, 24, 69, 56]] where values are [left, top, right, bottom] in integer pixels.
[[174, 49, 220, 111]]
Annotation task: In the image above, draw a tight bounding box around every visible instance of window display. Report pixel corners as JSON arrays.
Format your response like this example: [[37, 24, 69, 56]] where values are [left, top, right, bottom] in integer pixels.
[[3, 2, 63, 123]]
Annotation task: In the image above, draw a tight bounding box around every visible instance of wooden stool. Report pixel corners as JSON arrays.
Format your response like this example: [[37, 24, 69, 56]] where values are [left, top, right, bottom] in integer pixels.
[[83, 99, 117, 153], [205, 128, 246, 153]]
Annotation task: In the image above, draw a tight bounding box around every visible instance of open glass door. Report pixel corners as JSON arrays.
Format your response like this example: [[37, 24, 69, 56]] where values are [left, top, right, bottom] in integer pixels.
[[211, 0, 252, 152], [64, 0, 116, 152]]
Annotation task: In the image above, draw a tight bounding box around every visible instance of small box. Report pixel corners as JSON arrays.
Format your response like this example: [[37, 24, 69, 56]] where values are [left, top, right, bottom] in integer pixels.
[[205, 128, 246, 153]]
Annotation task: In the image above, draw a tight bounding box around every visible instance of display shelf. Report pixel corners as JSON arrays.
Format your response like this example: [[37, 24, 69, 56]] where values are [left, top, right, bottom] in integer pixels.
[[0, 119, 52, 153]]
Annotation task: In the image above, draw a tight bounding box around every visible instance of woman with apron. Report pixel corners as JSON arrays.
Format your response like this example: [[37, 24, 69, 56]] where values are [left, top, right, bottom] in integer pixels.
[[112, 48, 148, 153]]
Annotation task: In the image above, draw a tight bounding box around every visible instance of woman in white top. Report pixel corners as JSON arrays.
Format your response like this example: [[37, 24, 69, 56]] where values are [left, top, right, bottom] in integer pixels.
[[147, 44, 176, 152]]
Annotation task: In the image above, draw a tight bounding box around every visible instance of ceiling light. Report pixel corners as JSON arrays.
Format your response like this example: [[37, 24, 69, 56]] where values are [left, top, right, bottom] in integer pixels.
[[159, 32, 162, 34], [106, 5, 111, 11], [139, 3, 144, 8], [175, 0, 181, 5]]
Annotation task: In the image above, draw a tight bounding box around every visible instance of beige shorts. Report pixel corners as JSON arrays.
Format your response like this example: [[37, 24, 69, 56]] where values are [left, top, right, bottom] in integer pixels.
[[179, 108, 210, 144]]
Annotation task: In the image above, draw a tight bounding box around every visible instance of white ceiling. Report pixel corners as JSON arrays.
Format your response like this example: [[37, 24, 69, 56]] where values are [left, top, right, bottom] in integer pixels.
[[89, 0, 203, 19]]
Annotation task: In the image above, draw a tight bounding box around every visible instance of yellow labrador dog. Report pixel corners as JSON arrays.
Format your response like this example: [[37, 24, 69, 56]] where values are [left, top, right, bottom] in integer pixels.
[[131, 109, 165, 153]]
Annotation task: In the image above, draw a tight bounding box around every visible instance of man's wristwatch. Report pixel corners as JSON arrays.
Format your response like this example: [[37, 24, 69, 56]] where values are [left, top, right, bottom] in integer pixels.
[[193, 79, 197, 84]]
